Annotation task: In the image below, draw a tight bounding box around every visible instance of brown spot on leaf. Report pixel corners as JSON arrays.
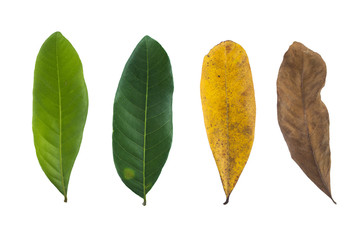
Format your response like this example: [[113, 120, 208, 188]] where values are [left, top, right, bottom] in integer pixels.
[[241, 86, 252, 96], [242, 126, 253, 136], [226, 44, 232, 53]]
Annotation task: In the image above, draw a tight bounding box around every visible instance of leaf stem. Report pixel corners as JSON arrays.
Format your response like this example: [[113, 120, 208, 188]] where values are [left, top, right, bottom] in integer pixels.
[[223, 195, 230, 205]]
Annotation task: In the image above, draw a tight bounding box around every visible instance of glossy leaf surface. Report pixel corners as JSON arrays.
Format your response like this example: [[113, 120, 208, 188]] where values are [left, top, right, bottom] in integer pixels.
[[277, 42, 334, 203], [113, 36, 173, 205], [33, 32, 88, 202], [200, 41, 256, 204]]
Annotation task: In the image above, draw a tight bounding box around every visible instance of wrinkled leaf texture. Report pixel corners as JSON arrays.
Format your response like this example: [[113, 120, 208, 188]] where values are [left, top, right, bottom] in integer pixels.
[[33, 32, 88, 202], [277, 42, 335, 203], [113, 36, 173, 206], [200, 41, 256, 204]]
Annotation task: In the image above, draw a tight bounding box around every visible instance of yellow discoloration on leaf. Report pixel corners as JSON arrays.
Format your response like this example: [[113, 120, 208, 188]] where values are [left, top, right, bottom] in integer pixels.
[[124, 168, 135, 180], [200, 41, 256, 203]]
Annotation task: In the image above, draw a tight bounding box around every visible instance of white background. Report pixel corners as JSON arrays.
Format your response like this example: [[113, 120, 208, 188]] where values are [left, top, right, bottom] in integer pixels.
[[0, 0, 359, 239]]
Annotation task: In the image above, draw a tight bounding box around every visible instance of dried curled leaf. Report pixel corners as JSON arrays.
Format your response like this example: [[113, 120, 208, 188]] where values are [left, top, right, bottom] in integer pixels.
[[200, 41, 256, 204], [277, 42, 335, 203]]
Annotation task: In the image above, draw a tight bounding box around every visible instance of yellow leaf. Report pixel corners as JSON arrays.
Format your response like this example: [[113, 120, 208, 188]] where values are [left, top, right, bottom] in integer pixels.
[[200, 41, 256, 204]]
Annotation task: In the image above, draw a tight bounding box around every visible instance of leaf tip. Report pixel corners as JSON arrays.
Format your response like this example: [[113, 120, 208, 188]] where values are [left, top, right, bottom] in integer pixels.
[[143, 35, 152, 42], [289, 41, 307, 53], [52, 31, 63, 38]]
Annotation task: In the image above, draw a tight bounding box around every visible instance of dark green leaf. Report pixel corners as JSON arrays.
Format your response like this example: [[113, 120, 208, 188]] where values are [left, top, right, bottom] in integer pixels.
[[113, 36, 173, 205], [33, 32, 88, 202]]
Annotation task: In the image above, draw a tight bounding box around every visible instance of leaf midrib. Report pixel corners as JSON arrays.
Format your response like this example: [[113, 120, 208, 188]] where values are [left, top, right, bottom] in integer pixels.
[[224, 44, 230, 196], [142, 38, 149, 206], [55, 34, 67, 202], [299, 53, 331, 200]]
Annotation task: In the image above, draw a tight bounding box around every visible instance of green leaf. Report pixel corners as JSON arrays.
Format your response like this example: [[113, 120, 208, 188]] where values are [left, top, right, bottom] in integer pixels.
[[33, 32, 88, 202], [113, 36, 173, 205]]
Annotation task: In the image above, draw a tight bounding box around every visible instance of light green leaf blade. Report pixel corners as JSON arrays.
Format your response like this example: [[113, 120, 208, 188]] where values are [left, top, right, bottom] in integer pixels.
[[33, 32, 88, 202], [113, 36, 173, 205]]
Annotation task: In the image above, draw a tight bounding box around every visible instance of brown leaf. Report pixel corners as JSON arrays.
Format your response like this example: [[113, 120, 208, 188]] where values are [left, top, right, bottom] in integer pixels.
[[277, 42, 335, 203]]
